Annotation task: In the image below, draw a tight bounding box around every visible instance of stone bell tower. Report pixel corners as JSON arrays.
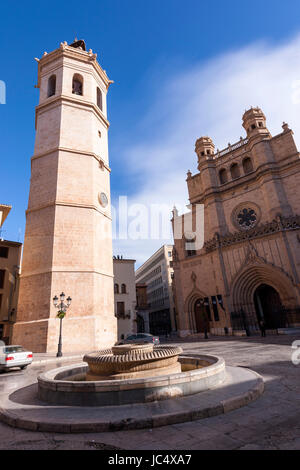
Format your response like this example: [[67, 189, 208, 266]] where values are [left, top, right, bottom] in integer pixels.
[[12, 40, 117, 352]]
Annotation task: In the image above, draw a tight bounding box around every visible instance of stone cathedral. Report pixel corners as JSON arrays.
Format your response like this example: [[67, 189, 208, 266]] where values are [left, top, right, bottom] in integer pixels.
[[12, 40, 117, 352], [172, 107, 300, 337]]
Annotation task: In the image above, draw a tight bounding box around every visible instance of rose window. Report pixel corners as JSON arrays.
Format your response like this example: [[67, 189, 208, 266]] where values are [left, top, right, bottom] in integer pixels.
[[237, 208, 257, 230]]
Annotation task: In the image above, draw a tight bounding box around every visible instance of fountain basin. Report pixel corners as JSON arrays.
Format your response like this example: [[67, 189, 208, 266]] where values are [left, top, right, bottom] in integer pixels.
[[37, 354, 226, 406]]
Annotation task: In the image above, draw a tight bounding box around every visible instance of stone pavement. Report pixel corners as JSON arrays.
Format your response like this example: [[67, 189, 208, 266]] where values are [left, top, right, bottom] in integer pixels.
[[0, 335, 299, 450]]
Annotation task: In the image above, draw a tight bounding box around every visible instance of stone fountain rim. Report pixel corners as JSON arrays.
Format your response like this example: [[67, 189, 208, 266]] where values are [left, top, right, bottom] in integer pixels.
[[38, 354, 225, 392]]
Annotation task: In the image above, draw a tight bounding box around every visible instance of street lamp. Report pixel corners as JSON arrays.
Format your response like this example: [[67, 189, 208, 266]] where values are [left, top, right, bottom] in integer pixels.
[[53, 292, 72, 357]]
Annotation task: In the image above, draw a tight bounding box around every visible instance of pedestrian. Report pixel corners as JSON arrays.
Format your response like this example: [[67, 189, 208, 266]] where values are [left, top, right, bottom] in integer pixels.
[[260, 320, 266, 337]]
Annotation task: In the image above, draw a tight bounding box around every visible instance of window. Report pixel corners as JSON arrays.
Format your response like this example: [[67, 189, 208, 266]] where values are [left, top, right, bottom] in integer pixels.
[[97, 87, 103, 110], [4, 346, 25, 353], [126, 334, 137, 340], [0, 270, 5, 289], [168, 251, 172, 257], [121, 284, 127, 294], [117, 302, 125, 316], [114, 283, 119, 294], [185, 234, 196, 257], [251, 124, 256, 130], [211, 296, 220, 321], [47, 75, 56, 97], [0, 247, 8, 258], [242, 157, 253, 174], [219, 168, 227, 185], [230, 163, 240, 180], [217, 295, 225, 311], [72, 74, 83, 95]]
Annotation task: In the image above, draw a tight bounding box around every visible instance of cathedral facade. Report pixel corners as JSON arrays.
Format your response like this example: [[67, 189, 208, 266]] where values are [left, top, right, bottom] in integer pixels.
[[172, 108, 300, 337]]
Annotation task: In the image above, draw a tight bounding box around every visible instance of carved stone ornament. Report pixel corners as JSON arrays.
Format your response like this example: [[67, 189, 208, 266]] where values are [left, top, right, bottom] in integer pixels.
[[204, 214, 300, 253]]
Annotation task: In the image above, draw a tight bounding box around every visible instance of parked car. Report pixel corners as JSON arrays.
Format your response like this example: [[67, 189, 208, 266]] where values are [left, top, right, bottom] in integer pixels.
[[0, 345, 33, 372], [116, 333, 160, 346]]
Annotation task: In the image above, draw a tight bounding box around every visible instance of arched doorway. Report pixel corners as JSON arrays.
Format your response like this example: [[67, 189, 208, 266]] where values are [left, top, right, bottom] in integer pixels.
[[194, 299, 210, 334], [254, 284, 284, 329]]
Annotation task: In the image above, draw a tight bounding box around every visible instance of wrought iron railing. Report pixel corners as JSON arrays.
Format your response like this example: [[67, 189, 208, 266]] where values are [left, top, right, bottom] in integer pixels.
[[215, 137, 248, 159]]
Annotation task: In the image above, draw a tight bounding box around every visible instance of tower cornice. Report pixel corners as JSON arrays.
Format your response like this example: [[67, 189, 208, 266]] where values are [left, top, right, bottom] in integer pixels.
[[35, 93, 110, 130], [36, 44, 113, 90], [31, 147, 111, 173]]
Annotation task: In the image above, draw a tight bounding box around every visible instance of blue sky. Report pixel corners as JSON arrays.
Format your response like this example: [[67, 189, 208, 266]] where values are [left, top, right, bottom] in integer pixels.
[[1, 0, 300, 264]]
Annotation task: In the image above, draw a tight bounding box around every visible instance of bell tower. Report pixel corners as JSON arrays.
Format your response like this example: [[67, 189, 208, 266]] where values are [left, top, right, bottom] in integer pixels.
[[12, 40, 117, 352]]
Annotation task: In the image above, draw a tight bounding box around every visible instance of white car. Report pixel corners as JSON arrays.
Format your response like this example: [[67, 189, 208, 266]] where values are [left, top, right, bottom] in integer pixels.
[[0, 345, 33, 372]]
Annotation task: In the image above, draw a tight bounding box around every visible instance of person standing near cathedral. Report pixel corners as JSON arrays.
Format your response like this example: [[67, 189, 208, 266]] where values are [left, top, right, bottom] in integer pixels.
[[259, 320, 266, 337]]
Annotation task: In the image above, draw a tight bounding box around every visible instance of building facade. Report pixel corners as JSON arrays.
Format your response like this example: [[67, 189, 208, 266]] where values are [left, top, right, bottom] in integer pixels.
[[172, 107, 300, 337], [12, 39, 117, 352], [135, 245, 177, 336], [0, 205, 22, 344], [113, 256, 137, 341]]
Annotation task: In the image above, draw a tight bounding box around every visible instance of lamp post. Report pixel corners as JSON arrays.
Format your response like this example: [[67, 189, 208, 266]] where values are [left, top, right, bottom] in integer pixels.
[[53, 292, 72, 357]]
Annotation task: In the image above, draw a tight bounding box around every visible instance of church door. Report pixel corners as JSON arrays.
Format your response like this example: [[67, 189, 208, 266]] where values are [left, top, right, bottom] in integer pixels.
[[194, 300, 210, 333], [254, 284, 284, 329]]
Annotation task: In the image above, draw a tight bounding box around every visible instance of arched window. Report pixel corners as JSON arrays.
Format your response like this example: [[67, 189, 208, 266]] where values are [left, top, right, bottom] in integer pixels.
[[243, 157, 253, 174], [97, 87, 103, 111], [219, 168, 227, 185], [230, 163, 240, 180], [47, 75, 56, 97], [121, 284, 127, 294], [72, 74, 83, 96], [114, 283, 119, 294]]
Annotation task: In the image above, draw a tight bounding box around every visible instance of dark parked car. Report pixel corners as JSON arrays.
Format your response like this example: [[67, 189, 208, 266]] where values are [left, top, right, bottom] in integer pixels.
[[116, 333, 160, 346]]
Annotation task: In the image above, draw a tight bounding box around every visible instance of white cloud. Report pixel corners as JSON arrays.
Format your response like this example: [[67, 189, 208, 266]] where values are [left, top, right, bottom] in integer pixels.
[[112, 34, 300, 266]]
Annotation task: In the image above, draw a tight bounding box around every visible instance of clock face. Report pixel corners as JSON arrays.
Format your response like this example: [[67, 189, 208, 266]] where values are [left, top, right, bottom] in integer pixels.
[[237, 207, 257, 230], [99, 192, 108, 208]]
